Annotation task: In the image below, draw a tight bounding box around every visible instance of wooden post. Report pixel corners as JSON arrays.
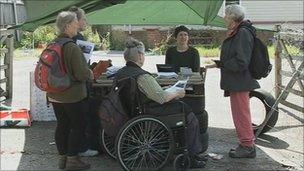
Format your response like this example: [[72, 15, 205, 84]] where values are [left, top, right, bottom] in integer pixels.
[[4, 33, 14, 99], [274, 25, 282, 99]]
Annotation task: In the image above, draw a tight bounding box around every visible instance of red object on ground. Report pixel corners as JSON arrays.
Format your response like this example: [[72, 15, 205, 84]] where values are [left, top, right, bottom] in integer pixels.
[[0, 109, 32, 127]]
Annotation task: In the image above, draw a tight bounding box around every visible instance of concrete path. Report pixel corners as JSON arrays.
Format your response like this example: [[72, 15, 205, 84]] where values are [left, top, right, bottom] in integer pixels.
[[0, 51, 303, 170]]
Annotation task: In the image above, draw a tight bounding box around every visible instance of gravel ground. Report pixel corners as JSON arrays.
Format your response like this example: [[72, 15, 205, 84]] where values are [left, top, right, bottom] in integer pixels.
[[0, 51, 303, 170]]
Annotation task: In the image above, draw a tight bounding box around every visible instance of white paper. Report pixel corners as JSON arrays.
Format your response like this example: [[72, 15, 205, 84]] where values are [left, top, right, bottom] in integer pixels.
[[157, 72, 178, 79], [172, 79, 188, 89], [76, 40, 95, 62], [164, 78, 188, 94]]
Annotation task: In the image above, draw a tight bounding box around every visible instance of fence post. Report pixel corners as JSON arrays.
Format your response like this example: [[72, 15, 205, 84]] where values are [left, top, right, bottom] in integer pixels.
[[274, 25, 282, 99], [4, 33, 14, 99]]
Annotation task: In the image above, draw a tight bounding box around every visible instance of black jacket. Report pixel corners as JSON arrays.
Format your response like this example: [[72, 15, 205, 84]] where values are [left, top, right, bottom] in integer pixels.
[[114, 62, 150, 117], [219, 21, 260, 92]]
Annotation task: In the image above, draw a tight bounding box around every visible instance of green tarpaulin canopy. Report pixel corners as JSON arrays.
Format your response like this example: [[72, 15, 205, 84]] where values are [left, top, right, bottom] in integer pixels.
[[87, 0, 225, 27], [13, 0, 126, 31], [13, 0, 225, 31]]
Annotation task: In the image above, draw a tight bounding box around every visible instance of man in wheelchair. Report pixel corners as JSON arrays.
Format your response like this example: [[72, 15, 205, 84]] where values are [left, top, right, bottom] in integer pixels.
[[114, 38, 207, 168]]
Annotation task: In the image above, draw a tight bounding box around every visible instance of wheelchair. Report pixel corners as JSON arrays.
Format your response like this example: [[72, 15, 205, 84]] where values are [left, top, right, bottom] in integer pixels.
[[98, 76, 207, 171]]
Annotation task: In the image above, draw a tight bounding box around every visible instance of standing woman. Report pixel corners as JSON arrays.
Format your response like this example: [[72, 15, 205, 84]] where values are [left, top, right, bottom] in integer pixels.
[[48, 11, 93, 170], [165, 25, 200, 72], [205, 4, 260, 158], [69, 6, 101, 157]]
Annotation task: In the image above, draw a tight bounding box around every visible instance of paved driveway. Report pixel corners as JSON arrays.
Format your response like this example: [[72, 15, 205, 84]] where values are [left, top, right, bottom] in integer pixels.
[[1, 51, 303, 170]]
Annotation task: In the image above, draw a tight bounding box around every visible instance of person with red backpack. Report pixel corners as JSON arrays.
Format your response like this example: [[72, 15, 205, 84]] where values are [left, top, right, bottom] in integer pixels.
[[47, 11, 93, 170]]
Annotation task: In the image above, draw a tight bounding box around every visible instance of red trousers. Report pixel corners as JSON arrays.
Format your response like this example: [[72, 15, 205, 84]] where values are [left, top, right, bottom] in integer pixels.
[[230, 91, 255, 147]]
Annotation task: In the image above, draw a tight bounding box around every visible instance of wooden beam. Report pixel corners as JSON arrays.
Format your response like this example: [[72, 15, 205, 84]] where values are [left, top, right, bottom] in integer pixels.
[[274, 26, 282, 99], [0, 78, 7, 83], [280, 39, 304, 93], [0, 48, 8, 53], [0, 64, 8, 70], [281, 100, 304, 113], [4, 35, 13, 99], [280, 70, 304, 80], [278, 85, 304, 97]]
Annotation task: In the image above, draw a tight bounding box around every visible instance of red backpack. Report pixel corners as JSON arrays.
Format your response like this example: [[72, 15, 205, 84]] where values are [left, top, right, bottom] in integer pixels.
[[34, 38, 73, 93]]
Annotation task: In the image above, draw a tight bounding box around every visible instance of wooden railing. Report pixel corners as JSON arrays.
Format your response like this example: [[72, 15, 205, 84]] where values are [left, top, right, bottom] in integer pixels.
[[0, 29, 14, 100], [274, 25, 304, 113]]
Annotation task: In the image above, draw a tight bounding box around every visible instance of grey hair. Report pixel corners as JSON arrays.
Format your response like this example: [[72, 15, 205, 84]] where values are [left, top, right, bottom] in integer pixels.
[[225, 4, 245, 22], [56, 11, 77, 34], [123, 38, 145, 63]]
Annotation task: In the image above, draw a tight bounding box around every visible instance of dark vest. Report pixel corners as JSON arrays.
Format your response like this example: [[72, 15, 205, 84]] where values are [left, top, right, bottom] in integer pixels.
[[114, 61, 150, 117]]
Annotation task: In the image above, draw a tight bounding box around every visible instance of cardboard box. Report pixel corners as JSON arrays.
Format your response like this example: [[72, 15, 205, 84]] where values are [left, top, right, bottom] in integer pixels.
[[0, 109, 32, 127]]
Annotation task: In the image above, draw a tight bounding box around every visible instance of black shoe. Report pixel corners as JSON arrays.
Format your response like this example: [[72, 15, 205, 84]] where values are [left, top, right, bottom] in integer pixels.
[[190, 156, 206, 168], [194, 152, 208, 162], [229, 145, 256, 158]]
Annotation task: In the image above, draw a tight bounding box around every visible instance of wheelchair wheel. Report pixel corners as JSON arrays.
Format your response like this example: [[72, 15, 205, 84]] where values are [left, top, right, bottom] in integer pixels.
[[101, 129, 116, 159], [250, 89, 279, 135], [116, 115, 174, 171], [173, 154, 190, 171]]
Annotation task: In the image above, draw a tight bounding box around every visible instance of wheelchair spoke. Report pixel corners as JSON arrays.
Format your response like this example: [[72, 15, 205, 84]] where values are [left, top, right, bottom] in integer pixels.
[[149, 129, 166, 143], [150, 148, 169, 160], [123, 134, 142, 145], [129, 126, 142, 143], [138, 122, 146, 141], [123, 151, 141, 164], [147, 149, 166, 165]]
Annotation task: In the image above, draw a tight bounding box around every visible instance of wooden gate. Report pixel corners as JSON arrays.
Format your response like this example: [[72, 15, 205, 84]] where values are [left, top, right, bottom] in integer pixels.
[[255, 25, 303, 137], [274, 25, 304, 113], [0, 29, 14, 100]]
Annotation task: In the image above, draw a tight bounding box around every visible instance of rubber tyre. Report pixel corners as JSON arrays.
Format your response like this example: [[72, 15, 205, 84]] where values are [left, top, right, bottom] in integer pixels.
[[101, 129, 116, 159], [195, 110, 208, 134], [173, 154, 191, 171], [200, 131, 209, 153], [250, 89, 279, 134]]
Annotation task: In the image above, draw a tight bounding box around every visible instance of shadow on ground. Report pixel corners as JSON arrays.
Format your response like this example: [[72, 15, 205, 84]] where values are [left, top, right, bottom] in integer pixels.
[[13, 122, 292, 171]]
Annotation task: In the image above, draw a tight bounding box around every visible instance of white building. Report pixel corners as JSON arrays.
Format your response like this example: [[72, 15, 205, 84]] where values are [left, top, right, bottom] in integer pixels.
[[220, 0, 304, 30]]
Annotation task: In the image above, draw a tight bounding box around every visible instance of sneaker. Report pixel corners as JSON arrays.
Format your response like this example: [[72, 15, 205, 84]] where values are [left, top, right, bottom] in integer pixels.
[[229, 145, 256, 158], [79, 149, 99, 157]]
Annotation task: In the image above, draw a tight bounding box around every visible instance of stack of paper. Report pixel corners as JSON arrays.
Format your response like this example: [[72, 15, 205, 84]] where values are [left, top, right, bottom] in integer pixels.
[[106, 66, 122, 77], [157, 72, 178, 79]]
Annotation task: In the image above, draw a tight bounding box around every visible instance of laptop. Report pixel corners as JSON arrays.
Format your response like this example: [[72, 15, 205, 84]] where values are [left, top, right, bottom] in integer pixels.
[[156, 64, 175, 72]]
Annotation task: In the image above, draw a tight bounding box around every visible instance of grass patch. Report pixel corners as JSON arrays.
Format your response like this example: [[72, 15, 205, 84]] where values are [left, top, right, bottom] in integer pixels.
[[195, 46, 220, 58], [196, 45, 303, 58]]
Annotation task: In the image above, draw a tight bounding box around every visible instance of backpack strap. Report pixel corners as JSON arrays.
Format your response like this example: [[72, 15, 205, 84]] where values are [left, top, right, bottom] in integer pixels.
[[240, 25, 256, 38], [56, 38, 74, 46]]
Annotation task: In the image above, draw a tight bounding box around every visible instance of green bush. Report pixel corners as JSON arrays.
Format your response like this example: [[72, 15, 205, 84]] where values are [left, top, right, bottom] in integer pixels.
[[33, 26, 56, 44], [18, 26, 56, 48], [83, 26, 102, 50], [19, 31, 34, 48], [109, 30, 127, 51]]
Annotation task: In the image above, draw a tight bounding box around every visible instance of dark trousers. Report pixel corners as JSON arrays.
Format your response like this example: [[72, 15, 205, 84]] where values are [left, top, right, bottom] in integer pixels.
[[144, 101, 202, 155], [52, 100, 86, 156], [80, 97, 102, 152]]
